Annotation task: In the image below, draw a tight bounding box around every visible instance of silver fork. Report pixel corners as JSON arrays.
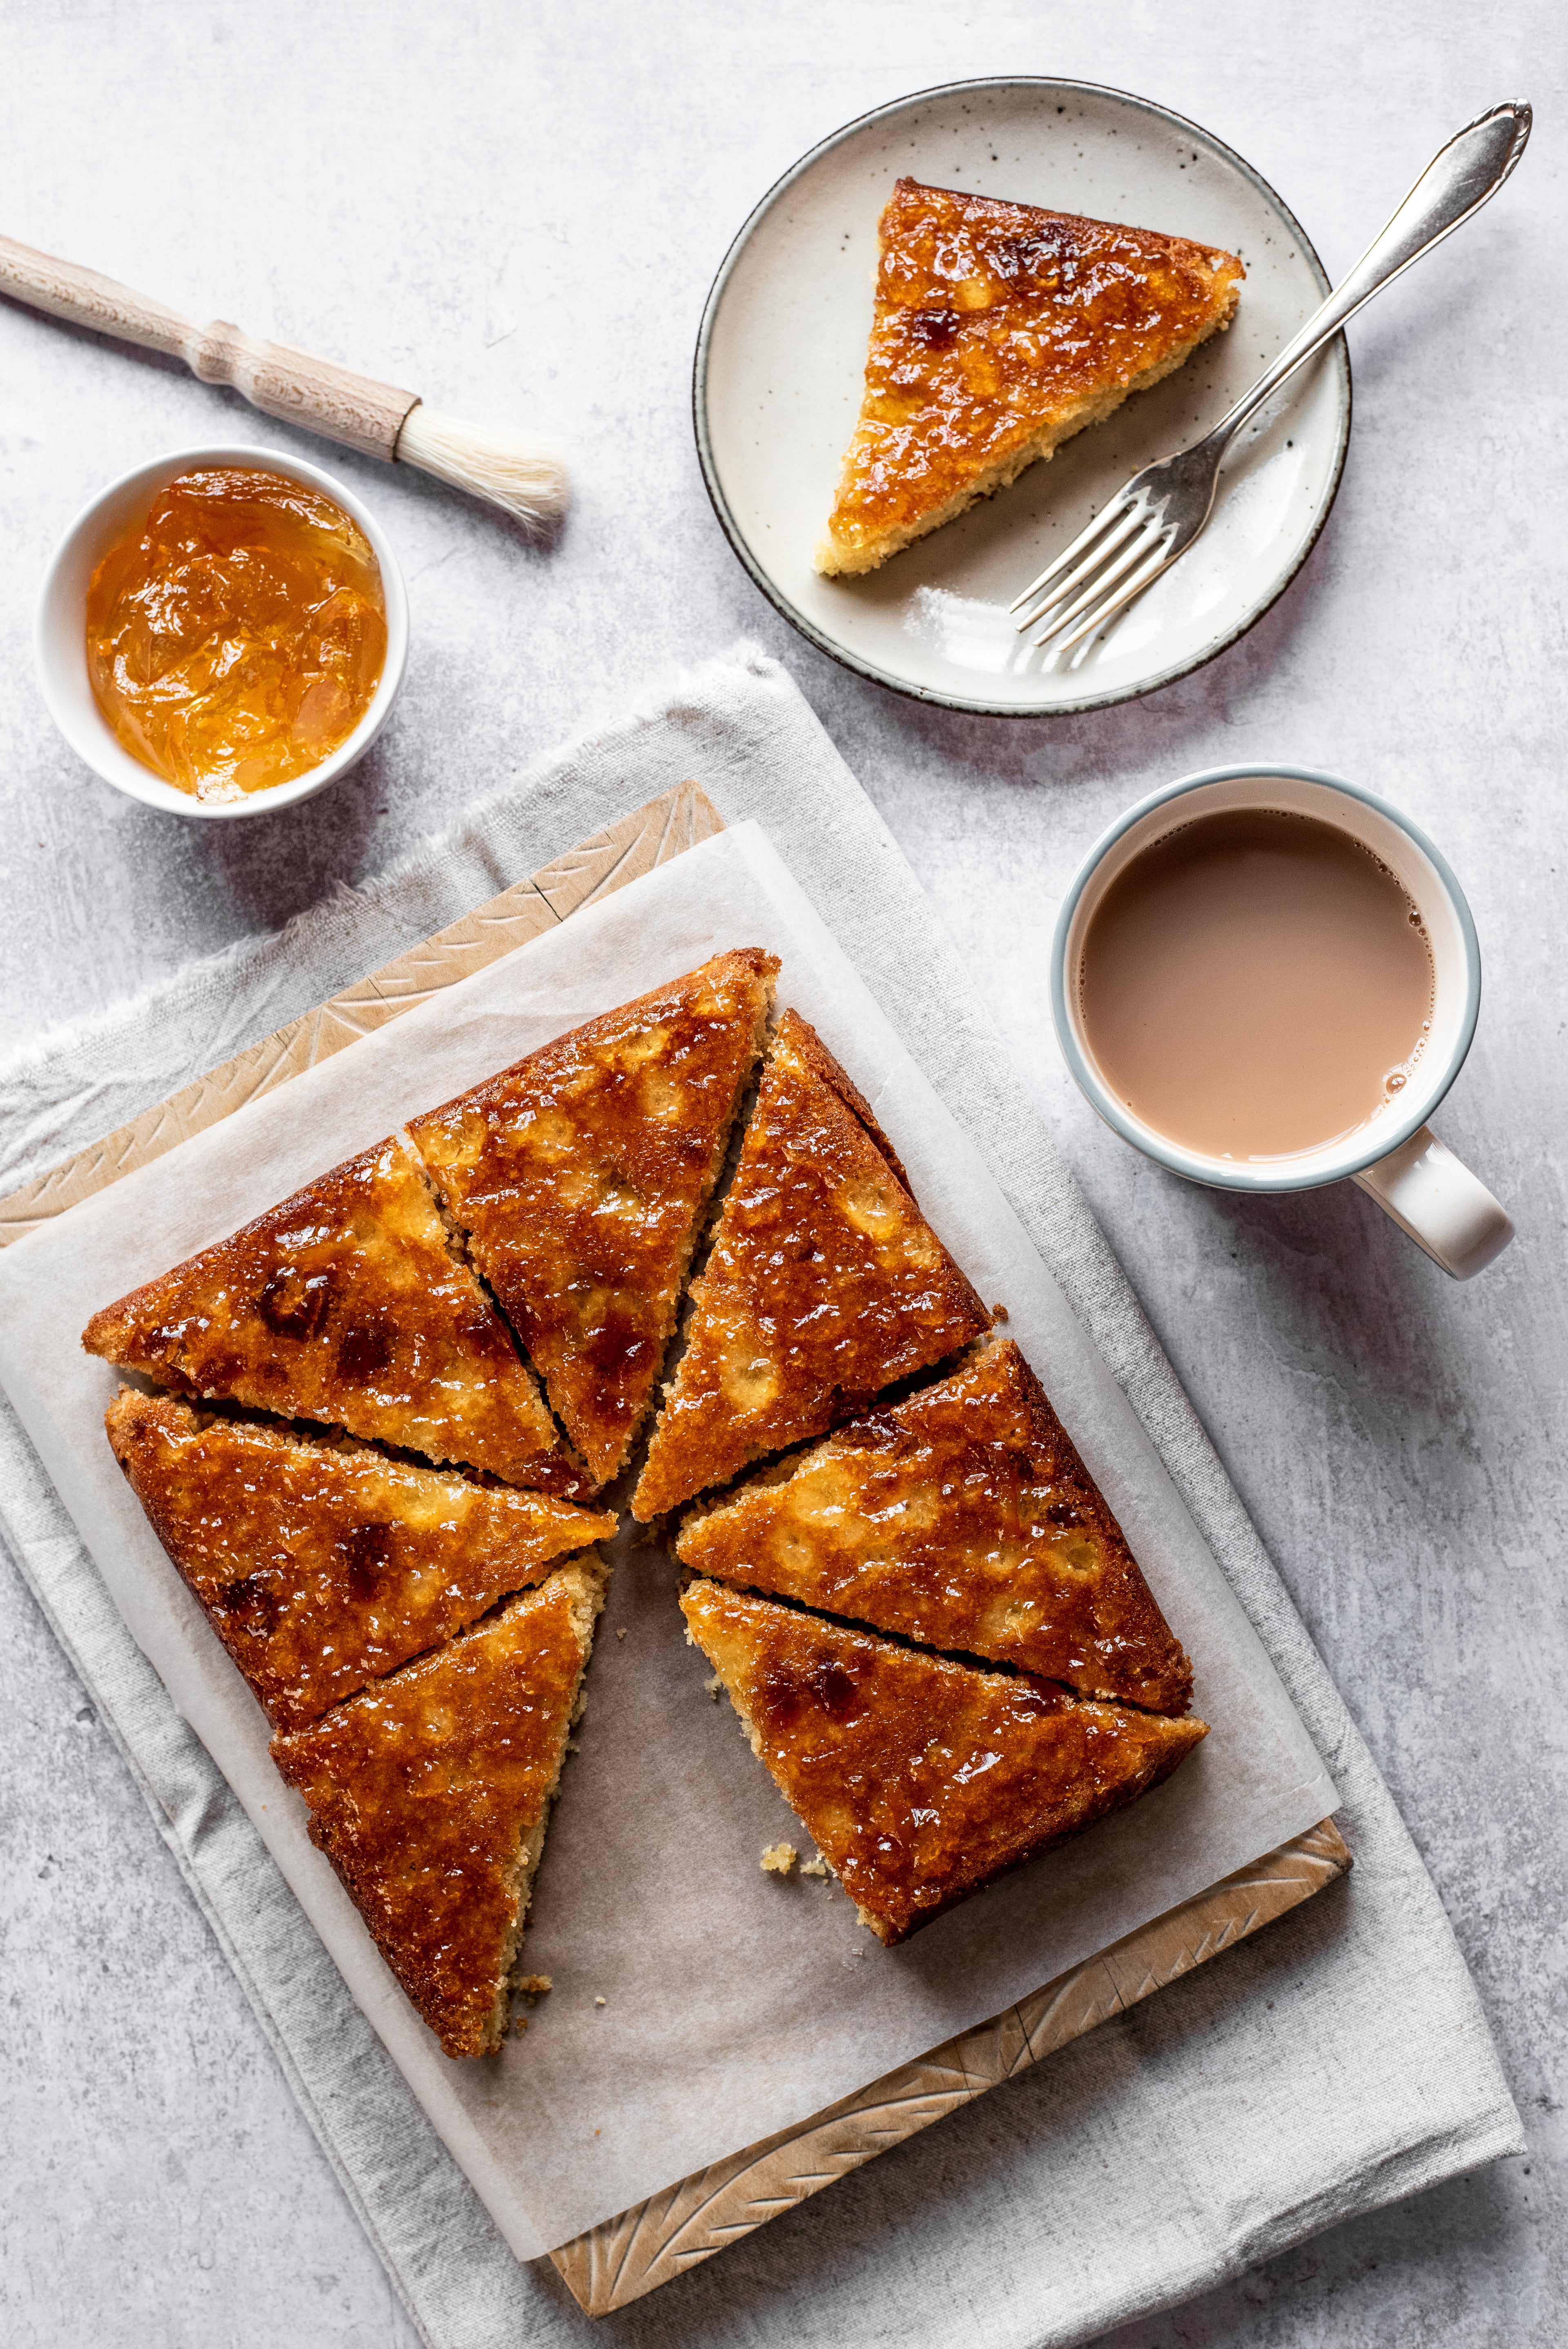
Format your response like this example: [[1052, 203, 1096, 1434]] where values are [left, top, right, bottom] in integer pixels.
[[1011, 100, 1531, 657]]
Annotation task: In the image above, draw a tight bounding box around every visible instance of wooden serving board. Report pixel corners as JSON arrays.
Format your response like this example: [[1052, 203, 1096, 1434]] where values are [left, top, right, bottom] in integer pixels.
[[0, 782, 1350, 2314]]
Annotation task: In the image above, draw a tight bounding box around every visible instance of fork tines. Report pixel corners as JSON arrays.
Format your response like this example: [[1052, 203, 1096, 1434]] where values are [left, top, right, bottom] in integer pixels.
[[1009, 490, 1176, 654]]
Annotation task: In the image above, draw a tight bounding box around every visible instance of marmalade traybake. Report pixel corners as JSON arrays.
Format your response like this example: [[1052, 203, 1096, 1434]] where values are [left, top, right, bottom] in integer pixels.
[[677, 1339, 1192, 1713], [817, 177, 1245, 575], [90, 948, 1214, 2048], [274, 1562, 605, 2058], [84, 1132, 579, 1494], [682, 1577, 1207, 1945], [633, 1010, 989, 1518], [107, 1390, 614, 1734], [410, 949, 777, 1486]]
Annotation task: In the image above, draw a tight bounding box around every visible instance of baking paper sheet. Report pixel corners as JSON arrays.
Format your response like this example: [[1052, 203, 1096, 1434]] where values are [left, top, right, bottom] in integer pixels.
[[0, 824, 1337, 2258]]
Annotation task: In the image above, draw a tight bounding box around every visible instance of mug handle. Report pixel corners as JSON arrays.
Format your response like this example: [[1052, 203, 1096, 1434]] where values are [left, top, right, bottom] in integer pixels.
[[1351, 1125, 1514, 1279]]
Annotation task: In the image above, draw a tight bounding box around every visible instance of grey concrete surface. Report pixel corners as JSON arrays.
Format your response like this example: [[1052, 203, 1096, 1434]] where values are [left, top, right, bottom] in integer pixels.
[[1, 3, 1563, 2344]]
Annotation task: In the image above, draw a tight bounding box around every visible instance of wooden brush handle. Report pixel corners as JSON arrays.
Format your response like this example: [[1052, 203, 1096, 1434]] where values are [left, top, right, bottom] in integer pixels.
[[0, 231, 419, 462]]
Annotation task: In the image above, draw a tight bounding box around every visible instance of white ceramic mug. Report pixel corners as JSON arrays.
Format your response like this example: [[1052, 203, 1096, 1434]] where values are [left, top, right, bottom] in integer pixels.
[[33, 442, 409, 822], [1051, 764, 1514, 1280]]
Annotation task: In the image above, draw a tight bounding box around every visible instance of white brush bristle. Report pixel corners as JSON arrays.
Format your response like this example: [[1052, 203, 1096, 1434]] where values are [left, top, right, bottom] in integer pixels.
[[394, 403, 570, 530]]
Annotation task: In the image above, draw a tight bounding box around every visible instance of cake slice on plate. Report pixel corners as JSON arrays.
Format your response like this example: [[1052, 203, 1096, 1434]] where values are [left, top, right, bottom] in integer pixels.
[[273, 1560, 605, 2057], [82, 1134, 578, 1493], [677, 1339, 1192, 1713], [682, 1576, 1207, 1946], [633, 1010, 989, 1518], [816, 177, 1244, 576], [408, 949, 778, 1487], [107, 1389, 615, 1733]]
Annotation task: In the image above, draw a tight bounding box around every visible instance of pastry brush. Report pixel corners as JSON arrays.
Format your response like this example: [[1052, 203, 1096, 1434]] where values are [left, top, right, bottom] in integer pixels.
[[0, 231, 569, 530]]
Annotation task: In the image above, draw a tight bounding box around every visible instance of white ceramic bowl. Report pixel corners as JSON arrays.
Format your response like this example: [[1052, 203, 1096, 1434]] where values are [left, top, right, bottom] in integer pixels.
[[34, 442, 409, 821]]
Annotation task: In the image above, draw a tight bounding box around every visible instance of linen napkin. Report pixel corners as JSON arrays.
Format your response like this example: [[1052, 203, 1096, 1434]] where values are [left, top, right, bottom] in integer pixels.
[[0, 645, 1521, 2349]]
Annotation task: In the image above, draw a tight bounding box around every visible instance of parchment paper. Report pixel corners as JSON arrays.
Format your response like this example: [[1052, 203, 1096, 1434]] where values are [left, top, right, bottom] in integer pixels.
[[0, 822, 1337, 2258]]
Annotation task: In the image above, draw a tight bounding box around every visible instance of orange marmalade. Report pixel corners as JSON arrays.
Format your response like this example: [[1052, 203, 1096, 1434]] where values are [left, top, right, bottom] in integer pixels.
[[85, 467, 387, 802]]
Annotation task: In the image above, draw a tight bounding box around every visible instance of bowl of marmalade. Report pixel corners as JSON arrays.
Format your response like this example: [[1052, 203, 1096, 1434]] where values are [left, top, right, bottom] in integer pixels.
[[35, 443, 409, 819]]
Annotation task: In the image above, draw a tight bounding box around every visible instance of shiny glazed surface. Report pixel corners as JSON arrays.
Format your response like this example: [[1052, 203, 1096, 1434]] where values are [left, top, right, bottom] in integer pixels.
[[411, 949, 777, 1482], [273, 1567, 599, 2060], [107, 1391, 612, 1733], [683, 1578, 1207, 1944], [82, 1134, 576, 1492], [634, 1009, 989, 1517], [821, 178, 1243, 570], [85, 466, 387, 802], [678, 1339, 1192, 1711]]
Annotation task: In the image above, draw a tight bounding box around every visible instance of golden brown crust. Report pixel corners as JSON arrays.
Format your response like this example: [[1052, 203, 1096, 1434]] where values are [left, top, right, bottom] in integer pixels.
[[682, 1578, 1207, 1944], [677, 1339, 1192, 1712], [408, 951, 778, 1484], [633, 1014, 989, 1518], [107, 1389, 615, 1733], [82, 1134, 579, 1494], [772, 1011, 911, 1190], [273, 1563, 604, 2058], [818, 178, 1244, 575]]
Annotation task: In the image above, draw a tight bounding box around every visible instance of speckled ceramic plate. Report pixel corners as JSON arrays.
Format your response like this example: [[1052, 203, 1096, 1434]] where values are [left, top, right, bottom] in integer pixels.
[[695, 78, 1351, 716]]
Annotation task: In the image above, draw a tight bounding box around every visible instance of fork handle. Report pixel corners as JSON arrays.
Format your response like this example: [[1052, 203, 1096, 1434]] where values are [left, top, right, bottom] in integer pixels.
[[1210, 100, 1531, 446]]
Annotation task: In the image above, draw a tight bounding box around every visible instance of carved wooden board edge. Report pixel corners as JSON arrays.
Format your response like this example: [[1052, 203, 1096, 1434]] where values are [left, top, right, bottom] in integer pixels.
[[548, 1818, 1352, 2317], [0, 780, 726, 1245]]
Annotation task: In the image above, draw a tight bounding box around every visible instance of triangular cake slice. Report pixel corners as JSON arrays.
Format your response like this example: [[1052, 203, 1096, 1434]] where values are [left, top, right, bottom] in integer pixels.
[[816, 177, 1244, 575], [682, 1578, 1206, 1945], [108, 1389, 615, 1733], [634, 1011, 989, 1518], [83, 1133, 579, 1493], [408, 949, 778, 1486], [677, 1339, 1191, 1712], [273, 1561, 604, 2057]]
